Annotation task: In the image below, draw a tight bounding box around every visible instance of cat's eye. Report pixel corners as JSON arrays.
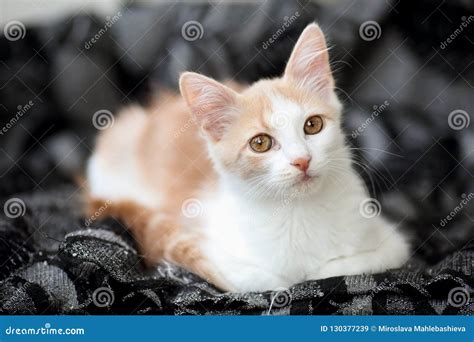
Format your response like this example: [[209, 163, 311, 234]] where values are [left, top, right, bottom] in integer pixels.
[[249, 134, 273, 153], [304, 115, 324, 135]]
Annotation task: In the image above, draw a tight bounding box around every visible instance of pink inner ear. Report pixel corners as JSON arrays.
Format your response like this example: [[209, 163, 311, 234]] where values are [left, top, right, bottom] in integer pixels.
[[202, 115, 234, 141], [191, 99, 234, 141], [284, 24, 334, 97], [180, 73, 237, 142]]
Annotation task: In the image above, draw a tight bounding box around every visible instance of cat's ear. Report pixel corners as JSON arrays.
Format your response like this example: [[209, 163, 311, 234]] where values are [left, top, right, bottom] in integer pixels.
[[284, 23, 334, 97], [179, 72, 238, 142]]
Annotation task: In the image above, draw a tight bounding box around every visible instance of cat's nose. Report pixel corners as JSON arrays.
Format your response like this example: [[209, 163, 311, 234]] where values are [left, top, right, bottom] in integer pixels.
[[291, 157, 311, 173]]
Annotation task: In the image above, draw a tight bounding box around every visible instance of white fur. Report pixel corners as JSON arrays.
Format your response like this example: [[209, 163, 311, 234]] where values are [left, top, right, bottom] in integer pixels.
[[87, 23, 410, 292], [87, 93, 409, 292], [199, 173, 408, 292], [87, 154, 160, 208], [197, 95, 409, 292]]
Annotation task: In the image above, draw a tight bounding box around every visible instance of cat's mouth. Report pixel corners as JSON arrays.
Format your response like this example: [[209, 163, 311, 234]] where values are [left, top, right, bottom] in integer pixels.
[[293, 172, 318, 187]]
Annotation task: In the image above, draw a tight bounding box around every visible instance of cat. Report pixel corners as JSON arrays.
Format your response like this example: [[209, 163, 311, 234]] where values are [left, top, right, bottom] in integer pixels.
[[86, 23, 410, 292]]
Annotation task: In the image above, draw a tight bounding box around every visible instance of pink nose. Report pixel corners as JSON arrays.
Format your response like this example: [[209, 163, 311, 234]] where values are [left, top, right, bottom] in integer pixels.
[[291, 157, 311, 173]]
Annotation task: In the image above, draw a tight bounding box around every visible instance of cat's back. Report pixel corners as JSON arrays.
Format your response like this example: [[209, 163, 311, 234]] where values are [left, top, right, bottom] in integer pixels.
[[87, 90, 213, 211]]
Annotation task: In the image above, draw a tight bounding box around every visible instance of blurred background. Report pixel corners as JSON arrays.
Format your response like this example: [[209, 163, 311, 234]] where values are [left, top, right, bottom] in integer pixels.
[[0, 0, 473, 264]]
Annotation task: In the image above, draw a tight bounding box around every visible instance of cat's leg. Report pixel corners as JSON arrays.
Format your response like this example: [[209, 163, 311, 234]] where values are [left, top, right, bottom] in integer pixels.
[[129, 212, 235, 290], [136, 213, 236, 291], [165, 235, 237, 292], [86, 199, 234, 291], [86, 199, 164, 262], [314, 228, 410, 280]]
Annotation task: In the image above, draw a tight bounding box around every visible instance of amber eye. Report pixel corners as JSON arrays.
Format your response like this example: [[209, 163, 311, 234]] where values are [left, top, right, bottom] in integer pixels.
[[304, 115, 324, 135], [249, 134, 273, 153]]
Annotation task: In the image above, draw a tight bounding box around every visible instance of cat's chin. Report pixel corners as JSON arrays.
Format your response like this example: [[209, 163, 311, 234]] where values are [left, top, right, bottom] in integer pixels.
[[286, 174, 322, 197]]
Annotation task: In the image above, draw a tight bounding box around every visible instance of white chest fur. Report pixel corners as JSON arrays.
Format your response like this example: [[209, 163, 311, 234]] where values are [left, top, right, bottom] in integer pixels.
[[197, 170, 399, 292]]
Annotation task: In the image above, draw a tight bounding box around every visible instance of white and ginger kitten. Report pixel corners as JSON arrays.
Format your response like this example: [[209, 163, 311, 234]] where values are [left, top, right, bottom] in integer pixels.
[[86, 23, 409, 292]]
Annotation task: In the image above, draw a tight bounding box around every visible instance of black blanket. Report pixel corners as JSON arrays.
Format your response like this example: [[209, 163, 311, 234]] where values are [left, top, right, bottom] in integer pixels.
[[0, 0, 473, 314]]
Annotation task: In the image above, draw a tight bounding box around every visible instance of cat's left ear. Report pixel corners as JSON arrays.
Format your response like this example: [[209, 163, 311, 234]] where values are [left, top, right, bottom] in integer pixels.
[[180, 72, 239, 142], [284, 23, 334, 97]]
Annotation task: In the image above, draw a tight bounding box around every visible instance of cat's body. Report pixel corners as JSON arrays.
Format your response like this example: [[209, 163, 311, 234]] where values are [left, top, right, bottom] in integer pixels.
[[87, 24, 409, 292]]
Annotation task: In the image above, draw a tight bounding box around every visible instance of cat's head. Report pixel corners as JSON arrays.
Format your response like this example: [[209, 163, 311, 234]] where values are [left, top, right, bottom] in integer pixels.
[[180, 23, 346, 199]]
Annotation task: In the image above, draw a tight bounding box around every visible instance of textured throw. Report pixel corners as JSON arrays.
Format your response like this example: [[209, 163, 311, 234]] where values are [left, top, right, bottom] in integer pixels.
[[0, 186, 472, 314], [0, 0, 473, 314]]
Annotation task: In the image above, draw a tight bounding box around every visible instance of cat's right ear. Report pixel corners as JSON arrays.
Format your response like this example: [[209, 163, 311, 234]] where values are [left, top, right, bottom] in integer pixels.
[[284, 23, 334, 98], [179, 72, 238, 142]]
